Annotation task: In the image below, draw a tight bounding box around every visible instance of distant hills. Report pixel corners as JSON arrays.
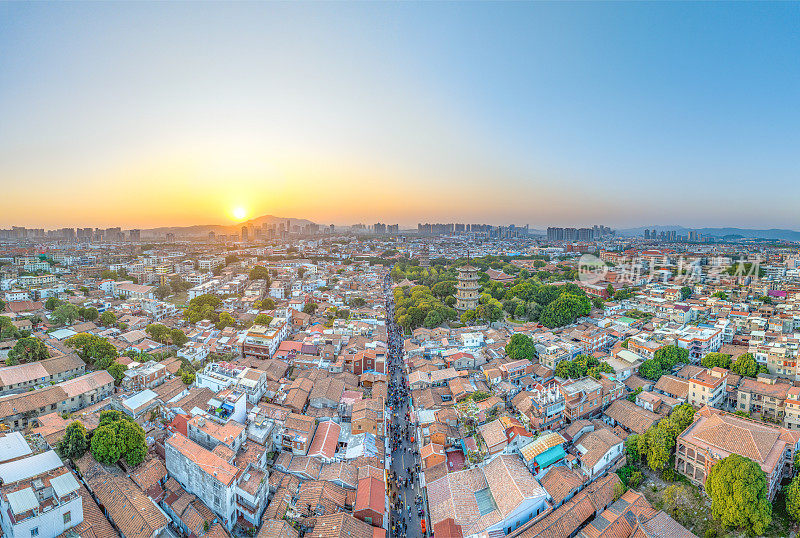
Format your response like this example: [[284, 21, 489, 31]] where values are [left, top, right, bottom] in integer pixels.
[[617, 225, 800, 241], [141, 214, 315, 239]]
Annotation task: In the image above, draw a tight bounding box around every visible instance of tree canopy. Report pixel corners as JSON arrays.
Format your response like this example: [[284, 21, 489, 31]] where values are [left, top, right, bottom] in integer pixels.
[[706, 454, 771, 535], [58, 421, 88, 460], [7, 336, 50, 365], [249, 265, 271, 283], [701, 352, 732, 369], [555, 354, 613, 380], [505, 334, 537, 362], [65, 334, 119, 369], [394, 285, 457, 332], [730, 352, 762, 378], [184, 294, 222, 324], [52, 303, 79, 326], [90, 410, 147, 466]]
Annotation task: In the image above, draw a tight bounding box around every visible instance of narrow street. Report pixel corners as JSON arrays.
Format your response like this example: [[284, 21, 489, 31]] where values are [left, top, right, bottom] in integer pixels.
[[384, 271, 429, 538]]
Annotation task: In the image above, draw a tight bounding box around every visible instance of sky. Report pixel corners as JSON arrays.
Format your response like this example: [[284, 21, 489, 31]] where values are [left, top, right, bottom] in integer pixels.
[[1, 2, 799, 230]]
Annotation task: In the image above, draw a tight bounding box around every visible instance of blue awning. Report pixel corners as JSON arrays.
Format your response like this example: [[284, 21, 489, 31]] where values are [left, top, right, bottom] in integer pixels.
[[534, 445, 566, 469]]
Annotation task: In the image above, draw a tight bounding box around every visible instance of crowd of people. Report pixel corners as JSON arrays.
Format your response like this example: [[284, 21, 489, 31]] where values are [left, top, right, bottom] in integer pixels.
[[384, 272, 427, 538]]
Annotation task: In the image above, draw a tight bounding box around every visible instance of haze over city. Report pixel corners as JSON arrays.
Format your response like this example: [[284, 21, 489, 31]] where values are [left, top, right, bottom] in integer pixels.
[[2, 2, 799, 229]]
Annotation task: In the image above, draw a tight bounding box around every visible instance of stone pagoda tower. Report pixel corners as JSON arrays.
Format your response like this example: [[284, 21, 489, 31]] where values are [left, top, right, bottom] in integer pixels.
[[455, 264, 480, 312]]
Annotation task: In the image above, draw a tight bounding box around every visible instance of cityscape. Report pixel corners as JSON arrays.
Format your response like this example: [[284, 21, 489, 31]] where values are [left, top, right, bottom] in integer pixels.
[[1, 3, 800, 538]]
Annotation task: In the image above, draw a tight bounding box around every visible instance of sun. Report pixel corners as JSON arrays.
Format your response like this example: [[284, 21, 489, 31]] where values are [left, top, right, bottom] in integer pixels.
[[233, 207, 247, 221]]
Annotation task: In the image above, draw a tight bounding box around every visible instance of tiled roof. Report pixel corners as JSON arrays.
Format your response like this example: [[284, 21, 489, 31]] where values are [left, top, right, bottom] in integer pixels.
[[130, 458, 167, 492], [257, 519, 301, 538], [686, 408, 782, 465], [427, 454, 546, 536], [76, 454, 168, 538], [539, 466, 584, 506], [653, 375, 689, 399], [604, 399, 661, 435], [578, 490, 655, 538], [633, 510, 698, 537], [577, 429, 623, 469], [0, 385, 68, 417], [512, 473, 621, 538], [166, 432, 239, 486], [306, 512, 380, 538]]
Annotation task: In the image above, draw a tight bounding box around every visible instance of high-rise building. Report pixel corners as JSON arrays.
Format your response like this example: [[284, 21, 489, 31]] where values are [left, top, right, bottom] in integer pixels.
[[241, 226, 249, 242]]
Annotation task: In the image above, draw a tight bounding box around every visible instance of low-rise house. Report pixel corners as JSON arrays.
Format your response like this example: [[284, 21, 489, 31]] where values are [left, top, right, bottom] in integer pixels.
[[519, 432, 567, 475], [574, 428, 624, 479], [603, 399, 660, 436], [512, 383, 565, 431], [0, 354, 85, 395], [0, 436, 84, 538], [76, 454, 169, 538], [675, 406, 800, 500], [282, 413, 317, 455], [427, 454, 549, 537], [354, 476, 386, 528], [121, 362, 167, 392], [165, 432, 241, 530], [687, 367, 727, 409], [737, 374, 791, 421]]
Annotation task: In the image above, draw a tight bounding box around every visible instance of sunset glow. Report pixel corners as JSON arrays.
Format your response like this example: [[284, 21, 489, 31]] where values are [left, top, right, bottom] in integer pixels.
[[233, 207, 247, 221]]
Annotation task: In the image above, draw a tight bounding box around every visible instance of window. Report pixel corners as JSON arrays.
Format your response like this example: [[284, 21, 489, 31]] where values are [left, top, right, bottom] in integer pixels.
[[63, 512, 71, 524], [31, 529, 39, 537]]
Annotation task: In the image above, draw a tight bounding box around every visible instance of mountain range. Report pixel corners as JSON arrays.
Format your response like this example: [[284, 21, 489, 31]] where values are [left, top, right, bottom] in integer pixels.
[[617, 225, 800, 241], [141, 215, 315, 239]]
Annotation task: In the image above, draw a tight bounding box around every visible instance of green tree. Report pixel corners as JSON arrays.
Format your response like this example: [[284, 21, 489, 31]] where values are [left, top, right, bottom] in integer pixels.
[[58, 421, 88, 460], [668, 403, 696, 433], [0, 316, 21, 340], [653, 345, 688, 370], [786, 475, 800, 522], [713, 291, 728, 300], [706, 454, 771, 534], [638, 360, 663, 381], [680, 286, 692, 300], [254, 314, 273, 326], [170, 329, 188, 347], [646, 423, 674, 471], [260, 298, 276, 310], [154, 284, 171, 300], [99, 310, 117, 327], [249, 265, 271, 282], [180, 369, 196, 385], [302, 302, 318, 315], [7, 336, 50, 365], [505, 334, 537, 361], [731, 353, 759, 378], [45, 297, 62, 310], [431, 281, 456, 299], [460, 309, 477, 325], [145, 323, 170, 343], [350, 297, 366, 308], [91, 411, 147, 466], [52, 303, 79, 326], [82, 307, 99, 322], [65, 334, 118, 368], [107, 362, 127, 385], [606, 284, 615, 299], [216, 311, 236, 330], [90, 425, 122, 465], [423, 310, 443, 328], [117, 419, 147, 466], [701, 352, 732, 369], [625, 434, 640, 464]]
